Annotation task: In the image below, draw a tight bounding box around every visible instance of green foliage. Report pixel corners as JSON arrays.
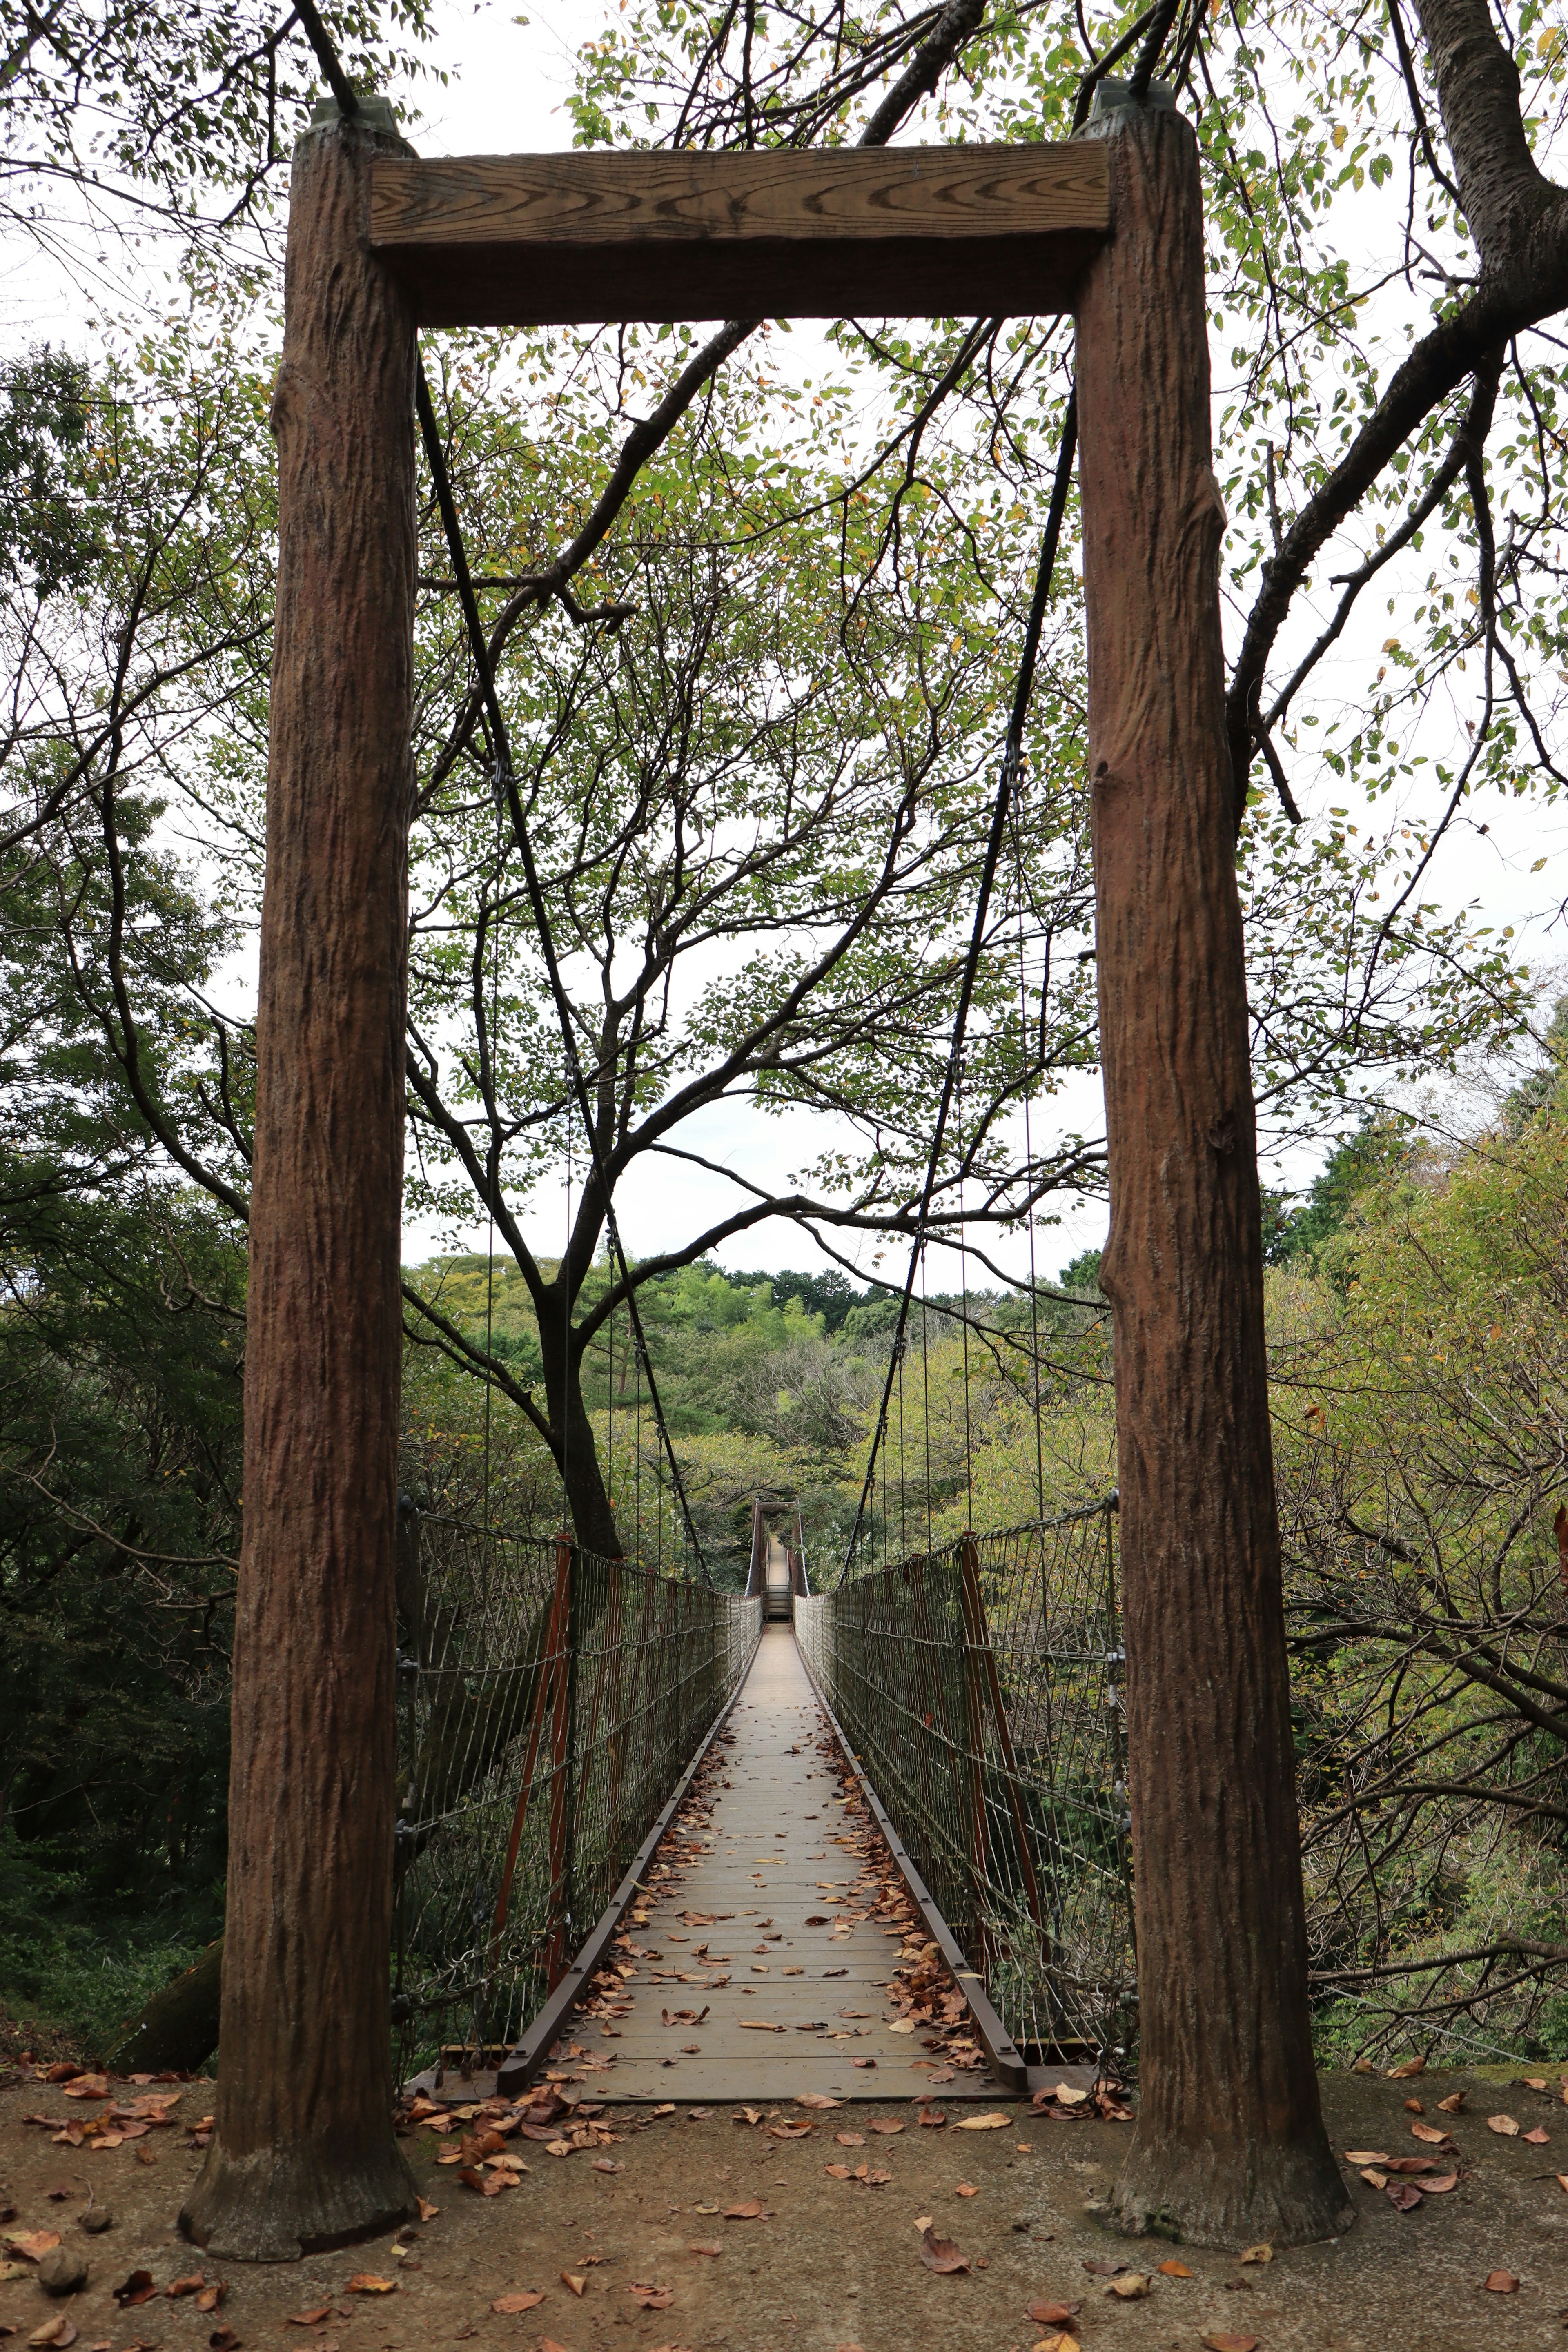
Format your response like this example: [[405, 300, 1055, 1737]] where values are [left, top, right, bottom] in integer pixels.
[[1264, 1114, 1412, 1270], [0, 350, 98, 594], [0, 1826, 214, 2060]]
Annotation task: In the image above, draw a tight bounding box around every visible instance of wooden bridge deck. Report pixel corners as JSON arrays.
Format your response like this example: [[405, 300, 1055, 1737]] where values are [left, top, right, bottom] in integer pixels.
[[575, 1624, 1003, 2102]]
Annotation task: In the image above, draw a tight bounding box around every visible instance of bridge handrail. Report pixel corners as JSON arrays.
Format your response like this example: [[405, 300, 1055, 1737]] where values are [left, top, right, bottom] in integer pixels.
[[795, 1499, 1134, 2074], [391, 1508, 761, 2082]]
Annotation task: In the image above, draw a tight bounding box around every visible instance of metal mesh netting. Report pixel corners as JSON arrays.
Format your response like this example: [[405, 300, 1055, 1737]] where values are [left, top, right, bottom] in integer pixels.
[[392, 1510, 761, 2079], [795, 1500, 1136, 2068]]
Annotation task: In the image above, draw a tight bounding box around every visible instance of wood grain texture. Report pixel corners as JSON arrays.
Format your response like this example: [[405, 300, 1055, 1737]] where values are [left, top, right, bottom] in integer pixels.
[[370, 143, 1107, 325], [1073, 104, 1352, 2251], [572, 1626, 1003, 2101], [180, 110, 419, 2262]]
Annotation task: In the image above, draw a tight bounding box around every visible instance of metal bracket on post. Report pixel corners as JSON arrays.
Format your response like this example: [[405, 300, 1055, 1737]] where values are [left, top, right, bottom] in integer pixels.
[[1089, 76, 1176, 117], [310, 93, 401, 132]]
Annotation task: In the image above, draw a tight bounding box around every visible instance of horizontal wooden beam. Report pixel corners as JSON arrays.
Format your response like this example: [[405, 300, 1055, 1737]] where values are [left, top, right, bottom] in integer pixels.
[[370, 143, 1107, 327]]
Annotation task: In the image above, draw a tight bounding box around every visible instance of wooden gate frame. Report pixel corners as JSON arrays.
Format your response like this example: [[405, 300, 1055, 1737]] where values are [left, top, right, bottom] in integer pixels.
[[214, 76, 1322, 2214]]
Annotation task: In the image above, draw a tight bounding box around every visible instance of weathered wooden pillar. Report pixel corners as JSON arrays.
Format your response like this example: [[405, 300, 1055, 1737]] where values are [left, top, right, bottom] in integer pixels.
[[181, 99, 419, 2260], [1073, 91, 1351, 2248]]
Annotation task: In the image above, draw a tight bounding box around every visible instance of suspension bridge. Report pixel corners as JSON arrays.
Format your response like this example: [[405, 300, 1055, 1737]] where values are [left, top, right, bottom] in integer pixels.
[[180, 0, 1347, 2266], [393, 1493, 1133, 2113]]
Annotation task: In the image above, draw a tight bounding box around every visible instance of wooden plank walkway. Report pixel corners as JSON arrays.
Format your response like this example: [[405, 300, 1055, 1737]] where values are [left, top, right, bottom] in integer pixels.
[[565, 1623, 1004, 2103]]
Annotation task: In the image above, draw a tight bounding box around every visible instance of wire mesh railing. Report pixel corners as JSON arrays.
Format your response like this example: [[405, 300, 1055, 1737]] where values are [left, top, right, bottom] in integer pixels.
[[392, 1509, 760, 2083], [795, 1499, 1136, 2071]]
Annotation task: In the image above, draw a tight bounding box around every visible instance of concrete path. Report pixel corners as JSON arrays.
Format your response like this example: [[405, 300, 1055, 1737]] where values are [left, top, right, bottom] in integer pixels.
[[579, 1623, 1000, 2102]]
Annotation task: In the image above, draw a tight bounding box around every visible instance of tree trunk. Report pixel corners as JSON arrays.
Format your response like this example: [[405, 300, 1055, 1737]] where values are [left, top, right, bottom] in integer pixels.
[[1073, 96, 1352, 2250], [102, 1940, 224, 2075], [180, 100, 419, 2261], [537, 1288, 621, 1557]]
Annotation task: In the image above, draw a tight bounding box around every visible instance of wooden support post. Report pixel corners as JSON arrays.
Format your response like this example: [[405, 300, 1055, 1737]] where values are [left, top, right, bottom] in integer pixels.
[[180, 100, 419, 2261], [1073, 95, 1351, 2248]]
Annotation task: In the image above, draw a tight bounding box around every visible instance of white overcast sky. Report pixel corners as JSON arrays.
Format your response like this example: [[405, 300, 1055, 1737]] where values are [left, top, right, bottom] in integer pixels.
[[5, 0, 1561, 1287]]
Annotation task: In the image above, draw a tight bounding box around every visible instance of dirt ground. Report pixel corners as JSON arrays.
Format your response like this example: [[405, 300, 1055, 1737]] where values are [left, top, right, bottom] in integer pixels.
[[4, 2066, 1568, 2352]]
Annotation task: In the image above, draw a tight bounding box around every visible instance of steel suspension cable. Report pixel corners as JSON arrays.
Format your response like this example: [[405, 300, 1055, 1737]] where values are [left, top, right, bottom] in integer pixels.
[[288, 0, 709, 1580], [841, 385, 1078, 1579], [413, 370, 711, 1583]]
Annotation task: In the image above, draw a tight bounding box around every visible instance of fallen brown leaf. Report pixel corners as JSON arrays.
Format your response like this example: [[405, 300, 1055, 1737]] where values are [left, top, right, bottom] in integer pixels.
[[112, 2274, 156, 2308], [955, 2184, 978, 2198], [723, 2200, 768, 2219], [559, 2274, 585, 2298], [867, 2120, 904, 2136], [627, 2284, 674, 2310], [1156, 2260, 1192, 2278], [796, 2094, 839, 2110], [953, 2112, 1010, 2131], [5, 2234, 61, 2263], [1342, 2150, 1390, 2165], [591, 2159, 623, 2174], [1524, 2126, 1550, 2145], [1488, 2114, 1520, 2136], [1025, 2302, 1081, 2325], [918, 2226, 969, 2276], [824, 2165, 852, 2181], [284, 2309, 332, 2326], [1438, 2091, 1465, 2114], [208, 2330, 241, 2351], [488, 2292, 544, 2314], [1107, 2274, 1152, 2299], [456, 2167, 510, 2197], [1238, 2243, 1272, 2264], [416, 2198, 438, 2222], [1416, 2173, 1458, 2194], [686, 2244, 722, 2258], [1199, 2336, 1257, 2352], [344, 2276, 397, 2295], [1388, 2056, 1426, 2078], [1080, 2258, 1127, 2278], [165, 2276, 204, 2301], [1411, 2122, 1449, 2144], [1483, 2270, 1519, 2293], [1386, 2182, 1422, 2212], [28, 2321, 77, 2349], [1360, 2168, 1388, 2189], [1382, 2156, 1437, 2174]]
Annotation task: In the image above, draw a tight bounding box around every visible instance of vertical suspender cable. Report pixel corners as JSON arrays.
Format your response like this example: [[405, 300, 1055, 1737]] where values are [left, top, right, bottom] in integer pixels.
[[412, 369, 711, 1583], [842, 386, 1078, 1579]]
